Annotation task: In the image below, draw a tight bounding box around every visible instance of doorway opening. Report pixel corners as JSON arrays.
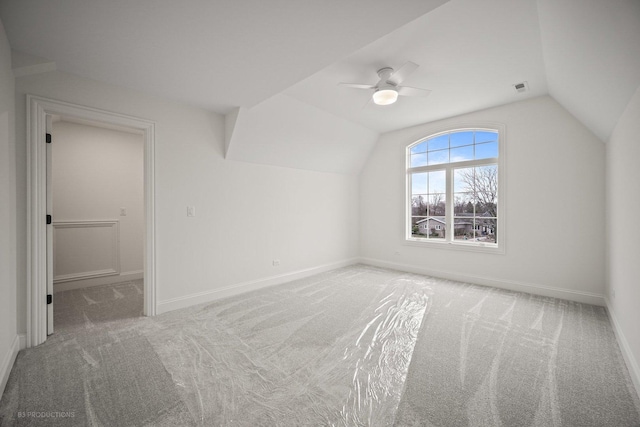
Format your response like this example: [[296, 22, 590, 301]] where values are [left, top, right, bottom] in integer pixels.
[[51, 117, 145, 332], [27, 95, 156, 347]]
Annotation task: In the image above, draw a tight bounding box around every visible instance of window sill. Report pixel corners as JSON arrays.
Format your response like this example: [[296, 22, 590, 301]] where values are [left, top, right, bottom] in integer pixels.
[[404, 238, 505, 254]]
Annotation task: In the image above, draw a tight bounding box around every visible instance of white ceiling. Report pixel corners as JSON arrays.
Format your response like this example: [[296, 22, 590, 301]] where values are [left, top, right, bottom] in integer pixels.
[[225, 95, 378, 174], [2, 0, 639, 174], [0, 0, 447, 112], [284, 0, 549, 134]]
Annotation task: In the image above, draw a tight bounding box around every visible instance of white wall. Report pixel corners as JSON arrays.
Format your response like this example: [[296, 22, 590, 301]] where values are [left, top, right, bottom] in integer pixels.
[[606, 86, 640, 392], [15, 70, 359, 331], [0, 18, 17, 395], [51, 121, 144, 290], [360, 96, 606, 302]]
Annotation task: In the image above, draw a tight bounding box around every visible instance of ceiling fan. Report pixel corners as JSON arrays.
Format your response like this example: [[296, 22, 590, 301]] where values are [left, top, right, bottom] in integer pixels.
[[339, 61, 431, 106]]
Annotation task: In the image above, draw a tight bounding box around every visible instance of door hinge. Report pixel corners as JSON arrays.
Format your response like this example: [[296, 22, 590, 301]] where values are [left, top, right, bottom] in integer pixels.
[[46, 215, 52, 224], [47, 294, 52, 305], [46, 133, 52, 144]]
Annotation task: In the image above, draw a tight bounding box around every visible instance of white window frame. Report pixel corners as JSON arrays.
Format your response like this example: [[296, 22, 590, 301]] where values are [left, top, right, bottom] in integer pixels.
[[405, 124, 505, 254]]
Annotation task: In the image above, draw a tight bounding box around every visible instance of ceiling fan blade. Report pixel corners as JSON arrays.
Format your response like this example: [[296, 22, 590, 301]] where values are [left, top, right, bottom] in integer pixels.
[[388, 61, 419, 85], [398, 86, 432, 97], [338, 83, 376, 90]]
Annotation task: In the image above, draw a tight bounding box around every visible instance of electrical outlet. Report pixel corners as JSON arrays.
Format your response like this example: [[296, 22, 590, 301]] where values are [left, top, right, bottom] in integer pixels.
[[272, 259, 281, 267], [120, 207, 127, 216], [187, 206, 196, 217]]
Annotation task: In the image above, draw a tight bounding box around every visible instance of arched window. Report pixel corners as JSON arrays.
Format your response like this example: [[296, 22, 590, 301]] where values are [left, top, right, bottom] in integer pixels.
[[407, 128, 502, 249]]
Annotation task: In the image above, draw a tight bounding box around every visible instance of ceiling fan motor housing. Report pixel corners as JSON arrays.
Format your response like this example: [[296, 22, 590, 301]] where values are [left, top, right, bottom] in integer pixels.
[[377, 67, 394, 81]]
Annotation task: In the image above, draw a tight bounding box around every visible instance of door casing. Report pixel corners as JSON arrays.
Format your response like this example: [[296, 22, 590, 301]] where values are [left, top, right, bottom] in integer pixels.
[[26, 95, 156, 347]]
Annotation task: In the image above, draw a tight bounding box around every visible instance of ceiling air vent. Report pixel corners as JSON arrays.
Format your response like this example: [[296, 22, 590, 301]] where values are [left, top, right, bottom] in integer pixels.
[[513, 81, 529, 93]]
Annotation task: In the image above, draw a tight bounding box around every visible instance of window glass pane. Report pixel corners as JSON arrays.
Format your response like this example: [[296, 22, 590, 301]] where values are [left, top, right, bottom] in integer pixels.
[[450, 145, 474, 162], [454, 167, 474, 193], [475, 131, 497, 143], [411, 196, 428, 216], [475, 141, 498, 159], [454, 193, 474, 216], [411, 217, 428, 237], [410, 141, 427, 154], [428, 170, 445, 194], [450, 131, 473, 147], [476, 164, 497, 176], [410, 152, 427, 167], [428, 217, 446, 239], [411, 172, 427, 194], [428, 149, 449, 165], [428, 134, 449, 151], [475, 218, 497, 244], [454, 218, 474, 240], [476, 203, 497, 217], [473, 165, 498, 216], [429, 194, 446, 216]]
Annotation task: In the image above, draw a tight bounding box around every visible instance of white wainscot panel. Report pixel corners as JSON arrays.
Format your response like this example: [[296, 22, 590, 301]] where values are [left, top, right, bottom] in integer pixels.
[[53, 220, 120, 283]]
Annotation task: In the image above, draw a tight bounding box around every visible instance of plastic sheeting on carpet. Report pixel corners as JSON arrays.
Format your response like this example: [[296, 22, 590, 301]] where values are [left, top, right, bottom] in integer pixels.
[[141, 267, 431, 426], [2, 266, 640, 426]]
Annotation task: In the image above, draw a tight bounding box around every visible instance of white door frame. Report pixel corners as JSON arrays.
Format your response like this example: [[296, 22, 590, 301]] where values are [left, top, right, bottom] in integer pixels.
[[26, 95, 156, 347]]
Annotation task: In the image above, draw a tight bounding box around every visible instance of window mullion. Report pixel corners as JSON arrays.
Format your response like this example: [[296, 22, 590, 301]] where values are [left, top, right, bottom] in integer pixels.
[[407, 157, 497, 175], [406, 172, 412, 240], [446, 165, 453, 242]]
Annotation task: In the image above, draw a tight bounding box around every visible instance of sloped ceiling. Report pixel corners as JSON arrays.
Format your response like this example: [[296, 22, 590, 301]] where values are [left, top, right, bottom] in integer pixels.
[[0, 0, 447, 112], [1, 0, 639, 174], [537, 0, 640, 142], [284, 0, 549, 134], [225, 96, 378, 174]]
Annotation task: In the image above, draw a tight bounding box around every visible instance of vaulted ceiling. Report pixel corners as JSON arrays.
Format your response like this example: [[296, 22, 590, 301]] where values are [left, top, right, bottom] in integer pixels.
[[1, 0, 639, 174]]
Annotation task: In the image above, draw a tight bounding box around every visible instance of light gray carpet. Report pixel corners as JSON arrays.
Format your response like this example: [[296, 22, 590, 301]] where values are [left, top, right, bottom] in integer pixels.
[[393, 277, 640, 426], [1, 266, 639, 426]]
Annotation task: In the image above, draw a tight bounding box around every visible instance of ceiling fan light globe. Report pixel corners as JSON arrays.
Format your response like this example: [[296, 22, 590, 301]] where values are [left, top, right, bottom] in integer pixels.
[[373, 88, 398, 105]]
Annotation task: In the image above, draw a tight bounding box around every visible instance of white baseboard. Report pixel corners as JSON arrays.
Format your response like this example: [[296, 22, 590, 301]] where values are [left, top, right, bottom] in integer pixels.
[[605, 298, 640, 399], [0, 334, 23, 397], [54, 268, 119, 284], [53, 270, 143, 292], [157, 259, 359, 314], [358, 257, 606, 306]]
